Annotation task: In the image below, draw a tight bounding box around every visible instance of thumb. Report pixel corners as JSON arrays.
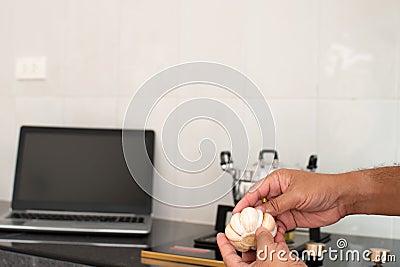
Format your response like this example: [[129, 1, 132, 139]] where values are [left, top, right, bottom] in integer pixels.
[[255, 227, 275, 264], [256, 226, 274, 248], [257, 193, 297, 216]]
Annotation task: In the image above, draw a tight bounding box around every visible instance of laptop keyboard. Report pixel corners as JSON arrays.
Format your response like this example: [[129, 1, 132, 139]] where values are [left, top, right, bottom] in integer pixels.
[[9, 213, 144, 223]]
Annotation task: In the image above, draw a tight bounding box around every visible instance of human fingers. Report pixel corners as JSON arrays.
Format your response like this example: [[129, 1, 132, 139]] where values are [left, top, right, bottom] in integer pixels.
[[255, 193, 298, 217], [233, 170, 290, 214], [233, 179, 268, 214], [275, 212, 298, 231], [216, 233, 248, 267], [274, 220, 287, 243], [255, 227, 275, 248], [274, 231, 286, 243], [242, 251, 256, 263]]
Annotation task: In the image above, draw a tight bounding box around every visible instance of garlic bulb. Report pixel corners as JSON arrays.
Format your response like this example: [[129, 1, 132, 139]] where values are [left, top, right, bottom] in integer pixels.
[[225, 207, 277, 252]]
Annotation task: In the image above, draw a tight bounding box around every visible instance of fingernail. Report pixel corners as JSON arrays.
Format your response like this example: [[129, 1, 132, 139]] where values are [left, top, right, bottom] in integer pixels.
[[255, 206, 266, 212]]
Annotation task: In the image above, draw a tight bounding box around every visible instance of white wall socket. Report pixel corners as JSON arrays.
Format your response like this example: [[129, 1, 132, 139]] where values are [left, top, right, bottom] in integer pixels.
[[15, 56, 47, 80]]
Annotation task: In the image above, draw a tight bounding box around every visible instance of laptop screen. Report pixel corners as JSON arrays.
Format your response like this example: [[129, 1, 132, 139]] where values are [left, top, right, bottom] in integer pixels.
[[12, 126, 154, 214]]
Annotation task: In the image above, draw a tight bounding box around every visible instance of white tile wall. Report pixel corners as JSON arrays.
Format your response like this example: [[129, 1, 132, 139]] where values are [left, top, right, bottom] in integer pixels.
[[62, 0, 119, 97], [179, 0, 246, 69], [119, 0, 181, 97], [393, 217, 400, 239], [0, 0, 14, 97], [115, 97, 132, 127], [221, 98, 270, 167], [140, 97, 179, 184], [63, 97, 118, 127], [13, 0, 67, 97], [316, 100, 397, 173], [174, 80, 240, 100], [244, 0, 319, 99], [318, 0, 399, 99], [0, 97, 17, 201], [269, 99, 317, 169], [15, 97, 64, 127], [0, 0, 400, 239], [323, 215, 394, 239]]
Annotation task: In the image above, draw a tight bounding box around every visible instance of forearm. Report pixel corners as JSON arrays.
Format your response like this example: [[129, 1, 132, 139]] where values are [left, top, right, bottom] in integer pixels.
[[339, 166, 400, 216]]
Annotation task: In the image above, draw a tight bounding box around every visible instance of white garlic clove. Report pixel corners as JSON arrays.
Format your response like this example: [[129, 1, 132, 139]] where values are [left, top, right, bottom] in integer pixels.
[[255, 209, 264, 229], [230, 240, 251, 253], [230, 213, 246, 236], [240, 207, 260, 233], [225, 207, 277, 251], [261, 212, 277, 236], [241, 232, 256, 247], [225, 224, 241, 242], [270, 223, 277, 237]]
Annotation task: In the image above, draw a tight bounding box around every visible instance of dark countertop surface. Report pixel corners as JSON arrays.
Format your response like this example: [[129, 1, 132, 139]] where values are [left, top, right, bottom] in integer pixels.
[[0, 201, 214, 266], [0, 200, 400, 266]]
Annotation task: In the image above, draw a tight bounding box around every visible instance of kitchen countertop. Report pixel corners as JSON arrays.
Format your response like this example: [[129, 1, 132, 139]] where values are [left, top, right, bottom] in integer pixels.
[[0, 200, 400, 266], [0, 201, 214, 266]]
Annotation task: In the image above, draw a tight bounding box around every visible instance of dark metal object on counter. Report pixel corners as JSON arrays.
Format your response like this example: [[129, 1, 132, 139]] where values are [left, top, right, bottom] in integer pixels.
[[307, 154, 318, 172]]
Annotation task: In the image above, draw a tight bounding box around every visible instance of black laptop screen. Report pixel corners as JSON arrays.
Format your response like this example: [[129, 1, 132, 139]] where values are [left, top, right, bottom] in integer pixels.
[[12, 127, 154, 214]]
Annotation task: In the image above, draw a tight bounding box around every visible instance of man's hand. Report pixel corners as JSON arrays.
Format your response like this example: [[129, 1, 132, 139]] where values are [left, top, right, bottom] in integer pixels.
[[218, 166, 400, 266], [217, 227, 306, 267], [233, 169, 350, 235]]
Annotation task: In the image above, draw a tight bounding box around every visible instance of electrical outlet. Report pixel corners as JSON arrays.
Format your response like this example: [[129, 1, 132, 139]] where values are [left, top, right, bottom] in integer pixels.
[[15, 57, 47, 80]]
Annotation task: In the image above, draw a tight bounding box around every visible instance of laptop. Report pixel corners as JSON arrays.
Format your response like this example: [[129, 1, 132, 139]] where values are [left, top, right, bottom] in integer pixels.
[[0, 126, 154, 234]]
